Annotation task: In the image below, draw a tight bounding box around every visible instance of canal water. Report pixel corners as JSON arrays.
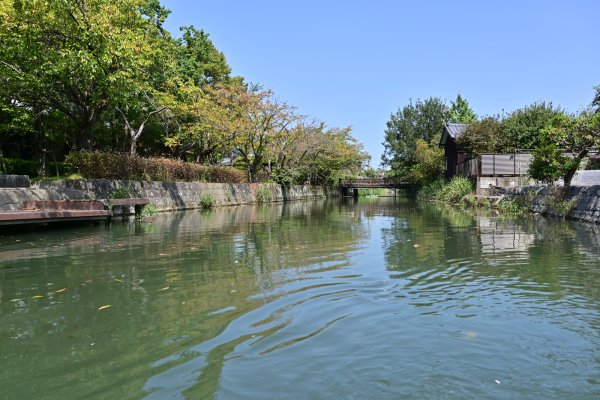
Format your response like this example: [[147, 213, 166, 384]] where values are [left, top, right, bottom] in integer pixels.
[[1, 198, 600, 399]]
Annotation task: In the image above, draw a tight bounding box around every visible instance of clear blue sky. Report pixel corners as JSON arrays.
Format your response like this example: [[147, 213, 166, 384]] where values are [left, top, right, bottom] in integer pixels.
[[162, 0, 599, 167]]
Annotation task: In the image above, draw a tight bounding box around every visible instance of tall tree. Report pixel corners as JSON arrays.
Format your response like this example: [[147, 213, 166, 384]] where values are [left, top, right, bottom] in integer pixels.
[[0, 0, 172, 151], [535, 111, 600, 186], [448, 94, 477, 123], [175, 26, 232, 86], [502, 102, 564, 150], [381, 97, 448, 179], [166, 82, 248, 163], [236, 90, 299, 182]]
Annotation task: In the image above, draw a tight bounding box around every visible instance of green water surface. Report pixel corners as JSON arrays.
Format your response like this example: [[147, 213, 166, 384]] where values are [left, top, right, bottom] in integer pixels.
[[1, 198, 600, 399]]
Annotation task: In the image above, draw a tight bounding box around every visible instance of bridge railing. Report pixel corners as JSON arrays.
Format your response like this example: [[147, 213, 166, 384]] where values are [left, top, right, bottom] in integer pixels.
[[338, 178, 411, 188]]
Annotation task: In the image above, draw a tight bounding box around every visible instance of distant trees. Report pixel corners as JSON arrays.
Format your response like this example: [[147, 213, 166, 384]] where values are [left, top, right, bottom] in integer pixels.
[[381, 89, 599, 188]]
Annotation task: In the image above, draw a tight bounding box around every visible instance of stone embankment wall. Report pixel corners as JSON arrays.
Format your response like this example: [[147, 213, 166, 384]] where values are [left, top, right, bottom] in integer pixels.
[[501, 185, 600, 224], [0, 179, 339, 212]]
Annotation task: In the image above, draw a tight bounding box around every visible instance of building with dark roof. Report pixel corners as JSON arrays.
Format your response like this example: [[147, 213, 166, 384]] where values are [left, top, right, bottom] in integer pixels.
[[439, 123, 468, 180]]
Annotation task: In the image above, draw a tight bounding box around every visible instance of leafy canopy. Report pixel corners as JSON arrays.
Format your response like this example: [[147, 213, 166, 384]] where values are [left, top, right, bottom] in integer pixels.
[[382, 97, 448, 179]]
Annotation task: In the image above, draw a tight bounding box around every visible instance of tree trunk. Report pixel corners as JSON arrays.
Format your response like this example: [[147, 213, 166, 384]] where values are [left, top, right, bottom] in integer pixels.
[[34, 108, 47, 178], [563, 151, 588, 187], [78, 108, 97, 150], [130, 137, 138, 156], [0, 148, 6, 174]]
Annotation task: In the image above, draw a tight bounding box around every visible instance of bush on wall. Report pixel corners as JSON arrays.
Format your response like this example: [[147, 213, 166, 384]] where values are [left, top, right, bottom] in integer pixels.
[[66, 151, 247, 183]]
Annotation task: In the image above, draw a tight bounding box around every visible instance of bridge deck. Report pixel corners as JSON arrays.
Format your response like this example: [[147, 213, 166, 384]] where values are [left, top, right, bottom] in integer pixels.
[[339, 178, 415, 189]]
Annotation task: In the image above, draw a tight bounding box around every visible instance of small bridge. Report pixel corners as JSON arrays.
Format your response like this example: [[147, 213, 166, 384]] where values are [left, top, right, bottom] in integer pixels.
[[338, 178, 416, 196]]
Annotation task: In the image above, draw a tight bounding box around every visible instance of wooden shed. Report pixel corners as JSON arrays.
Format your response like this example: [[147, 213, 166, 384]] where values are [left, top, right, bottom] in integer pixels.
[[439, 123, 468, 180]]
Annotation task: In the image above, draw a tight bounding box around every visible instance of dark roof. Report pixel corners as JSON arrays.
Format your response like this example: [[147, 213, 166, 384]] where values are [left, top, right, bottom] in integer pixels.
[[439, 123, 467, 146]]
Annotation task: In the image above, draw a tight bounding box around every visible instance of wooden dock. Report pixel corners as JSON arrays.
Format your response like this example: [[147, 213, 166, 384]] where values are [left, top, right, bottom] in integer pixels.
[[0, 200, 111, 226], [0, 198, 151, 226]]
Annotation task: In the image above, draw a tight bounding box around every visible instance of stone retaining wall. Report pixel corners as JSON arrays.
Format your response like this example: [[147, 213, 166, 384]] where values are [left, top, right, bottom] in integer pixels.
[[0, 179, 339, 212], [500, 185, 600, 224]]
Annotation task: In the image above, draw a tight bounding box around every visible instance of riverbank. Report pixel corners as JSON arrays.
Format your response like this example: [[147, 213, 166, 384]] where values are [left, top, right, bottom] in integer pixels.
[[497, 185, 600, 224], [417, 177, 600, 225], [0, 179, 339, 213]]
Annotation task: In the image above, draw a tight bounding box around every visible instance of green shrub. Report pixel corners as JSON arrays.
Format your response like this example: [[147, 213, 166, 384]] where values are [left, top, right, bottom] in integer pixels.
[[416, 179, 446, 201], [109, 187, 132, 199], [417, 177, 473, 204], [139, 204, 158, 217], [2, 158, 38, 177], [547, 198, 576, 218], [2, 158, 72, 178], [256, 186, 272, 204], [66, 151, 247, 183], [440, 177, 474, 203], [272, 169, 299, 187], [199, 192, 216, 208], [496, 199, 529, 215]]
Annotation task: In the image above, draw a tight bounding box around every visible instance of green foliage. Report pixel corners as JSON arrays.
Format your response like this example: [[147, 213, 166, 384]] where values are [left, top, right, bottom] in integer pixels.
[[272, 169, 299, 188], [496, 199, 529, 215], [139, 204, 158, 217], [417, 177, 473, 204], [457, 116, 508, 156], [547, 198, 577, 218], [109, 187, 132, 199], [382, 97, 449, 179], [0, 0, 173, 150], [538, 111, 600, 186], [176, 26, 231, 85], [0, 0, 368, 184], [449, 94, 477, 123], [1, 158, 38, 177], [199, 192, 216, 208], [416, 179, 446, 202], [409, 139, 445, 185], [503, 102, 564, 150], [66, 151, 247, 183], [543, 188, 577, 218], [528, 142, 569, 185], [1, 158, 69, 178], [255, 186, 272, 204]]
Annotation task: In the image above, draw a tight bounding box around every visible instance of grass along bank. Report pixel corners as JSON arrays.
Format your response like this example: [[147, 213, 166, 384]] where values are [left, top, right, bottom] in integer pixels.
[[417, 177, 530, 215]]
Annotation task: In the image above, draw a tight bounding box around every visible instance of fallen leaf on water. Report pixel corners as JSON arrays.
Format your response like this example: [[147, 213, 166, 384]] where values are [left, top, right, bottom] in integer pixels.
[[56, 288, 67, 293], [98, 305, 112, 311], [33, 295, 44, 299], [413, 244, 421, 248], [158, 286, 170, 292]]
